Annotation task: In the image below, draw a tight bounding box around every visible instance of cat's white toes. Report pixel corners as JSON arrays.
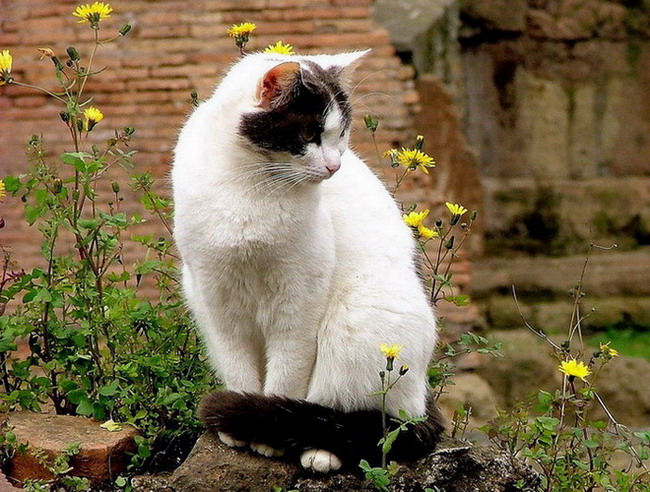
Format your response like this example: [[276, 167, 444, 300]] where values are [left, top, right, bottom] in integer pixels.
[[218, 431, 247, 448], [300, 449, 342, 473], [250, 442, 285, 457]]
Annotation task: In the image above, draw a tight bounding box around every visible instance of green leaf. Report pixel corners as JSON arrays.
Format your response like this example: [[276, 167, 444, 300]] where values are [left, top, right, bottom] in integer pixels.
[[99, 380, 119, 396], [3, 175, 21, 192], [67, 388, 87, 405], [33, 288, 52, 303], [25, 204, 44, 225], [382, 428, 401, 454], [100, 419, 123, 432], [78, 218, 100, 230], [445, 294, 470, 307], [76, 398, 94, 416]]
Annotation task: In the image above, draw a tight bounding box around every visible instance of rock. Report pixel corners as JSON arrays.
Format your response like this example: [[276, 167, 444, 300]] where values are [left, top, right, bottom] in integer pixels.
[[459, 0, 528, 32], [591, 356, 650, 428], [438, 373, 499, 423], [5, 412, 137, 487], [0, 470, 20, 491], [167, 431, 539, 492], [474, 330, 561, 408], [170, 432, 296, 492], [473, 244, 650, 297], [130, 473, 174, 492]]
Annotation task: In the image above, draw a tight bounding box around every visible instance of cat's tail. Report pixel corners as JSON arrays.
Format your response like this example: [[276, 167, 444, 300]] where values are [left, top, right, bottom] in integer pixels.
[[198, 390, 445, 469]]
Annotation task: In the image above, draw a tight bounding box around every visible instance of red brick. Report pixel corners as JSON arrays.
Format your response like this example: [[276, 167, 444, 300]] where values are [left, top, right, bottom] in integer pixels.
[[137, 24, 190, 39]]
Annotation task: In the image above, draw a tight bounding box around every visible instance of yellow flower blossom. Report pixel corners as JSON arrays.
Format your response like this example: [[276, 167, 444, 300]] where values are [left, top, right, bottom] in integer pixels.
[[599, 342, 619, 357], [83, 106, 104, 131], [227, 22, 257, 38], [73, 2, 113, 25], [395, 148, 435, 174], [445, 202, 468, 217], [402, 209, 429, 228], [264, 41, 295, 55], [0, 50, 13, 85], [380, 343, 404, 360], [558, 359, 591, 381], [0, 179, 6, 202], [418, 225, 437, 239]]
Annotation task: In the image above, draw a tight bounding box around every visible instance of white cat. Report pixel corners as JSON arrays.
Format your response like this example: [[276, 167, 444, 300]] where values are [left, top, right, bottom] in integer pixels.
[[172, 51, 443, 473]]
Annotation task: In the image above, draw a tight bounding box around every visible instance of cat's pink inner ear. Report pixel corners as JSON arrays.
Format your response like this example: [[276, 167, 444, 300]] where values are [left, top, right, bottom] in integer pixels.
[[257, 62, 301, 109]]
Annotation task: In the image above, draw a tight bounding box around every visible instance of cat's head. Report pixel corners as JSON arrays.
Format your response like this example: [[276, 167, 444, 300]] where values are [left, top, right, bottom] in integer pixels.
[[237, 51, 368, 182]]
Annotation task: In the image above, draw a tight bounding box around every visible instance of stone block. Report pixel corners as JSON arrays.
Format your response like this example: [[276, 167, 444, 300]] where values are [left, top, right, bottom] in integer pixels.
[[6, 413, 137, 486], [167, 431, 539, 491], [460, 0, 528, 32], [475, 330, 561, 408]]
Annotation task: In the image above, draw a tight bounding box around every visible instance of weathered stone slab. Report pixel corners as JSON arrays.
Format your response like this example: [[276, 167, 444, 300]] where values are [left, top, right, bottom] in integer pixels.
[[6, 412, 137, 486], [168, 431, 539, 492]]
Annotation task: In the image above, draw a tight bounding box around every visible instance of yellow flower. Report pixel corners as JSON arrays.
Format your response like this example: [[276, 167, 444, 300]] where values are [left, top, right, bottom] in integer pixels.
[[418, 225, 437, 239], [83, 106, 104, 131], [558, 359, 591, 381], [445, 202, 468, 217], [0, 179, 5, 202], [264, 41, 295, 55], [403, 209, 429, 228], [0, 50, 13, 85], [599, 342, 619, 357], [227, 22, 257, 38], [380, 343, 404, 360], [395, 148, 435, 174], [73, 2, 113, 26]]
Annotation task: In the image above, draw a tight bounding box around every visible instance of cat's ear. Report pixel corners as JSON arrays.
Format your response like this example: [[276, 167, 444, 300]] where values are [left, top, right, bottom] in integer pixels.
[[323, 50, 370, 72], [315, 50, 370, 90], [256, 61, 302, 109]]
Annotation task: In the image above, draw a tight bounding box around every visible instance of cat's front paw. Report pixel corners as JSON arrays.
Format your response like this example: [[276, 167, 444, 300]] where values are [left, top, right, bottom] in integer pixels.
[[250, 442, 285, 457], [218, 431, 247, 448], [300, 449, 342, 473]]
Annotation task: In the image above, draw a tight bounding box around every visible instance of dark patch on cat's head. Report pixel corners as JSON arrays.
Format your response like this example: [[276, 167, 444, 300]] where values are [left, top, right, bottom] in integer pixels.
[[238, 60, 352, 156]]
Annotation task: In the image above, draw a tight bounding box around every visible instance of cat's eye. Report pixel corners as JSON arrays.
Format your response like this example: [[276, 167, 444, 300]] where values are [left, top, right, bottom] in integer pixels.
[[300, 128, 317, 143]]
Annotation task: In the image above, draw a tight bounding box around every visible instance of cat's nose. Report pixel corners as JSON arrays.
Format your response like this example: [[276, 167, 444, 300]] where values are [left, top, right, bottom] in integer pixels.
[[325, 159, 341, 176]]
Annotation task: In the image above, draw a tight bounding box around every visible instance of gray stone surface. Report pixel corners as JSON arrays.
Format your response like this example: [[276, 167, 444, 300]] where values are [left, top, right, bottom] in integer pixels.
[[158, 431, 539, 492], [473, 246, 650, 297], [475, 331, 561, 408]]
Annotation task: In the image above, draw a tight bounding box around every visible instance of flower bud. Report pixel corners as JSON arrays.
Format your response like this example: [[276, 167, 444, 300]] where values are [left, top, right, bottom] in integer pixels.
[[363, 114, 379, 134], [415, 135, 424, 150], [66, 46, 80, 62], [445, 236, 455, 249], [111, 181, 120, 194], [470, 210, 478, 221], [50, 56, 64, 71], [450, 214, 460, 226], [435, 219, 442, 228], [59, 112, 70, 123], [119, 24, 132, 36], [399, 365, 409, 376], [0, 218, 5, 229], [53, 179, 63, 194]]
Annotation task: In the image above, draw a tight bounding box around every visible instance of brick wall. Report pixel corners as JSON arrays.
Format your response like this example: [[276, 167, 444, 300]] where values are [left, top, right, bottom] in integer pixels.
[[0, 0, 475, 324]]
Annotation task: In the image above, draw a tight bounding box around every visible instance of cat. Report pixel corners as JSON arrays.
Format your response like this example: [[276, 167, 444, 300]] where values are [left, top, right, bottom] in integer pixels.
[[171, 50, 444, 473]]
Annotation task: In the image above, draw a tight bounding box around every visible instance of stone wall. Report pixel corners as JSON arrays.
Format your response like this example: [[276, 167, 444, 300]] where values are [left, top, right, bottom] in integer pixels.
[[375, 0, 650, 340]]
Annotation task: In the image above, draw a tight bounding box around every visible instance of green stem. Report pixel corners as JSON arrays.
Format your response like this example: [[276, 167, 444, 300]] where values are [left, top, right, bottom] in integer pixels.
[[10, 81, 67, 103]]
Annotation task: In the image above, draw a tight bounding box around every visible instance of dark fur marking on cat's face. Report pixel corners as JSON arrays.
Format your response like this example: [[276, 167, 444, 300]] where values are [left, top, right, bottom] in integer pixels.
[[239, 62, 352, 157]]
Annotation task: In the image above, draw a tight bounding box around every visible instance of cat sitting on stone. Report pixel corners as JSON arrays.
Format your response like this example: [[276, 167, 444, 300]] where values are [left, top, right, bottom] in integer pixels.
[[172, 50, 443, 473]]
